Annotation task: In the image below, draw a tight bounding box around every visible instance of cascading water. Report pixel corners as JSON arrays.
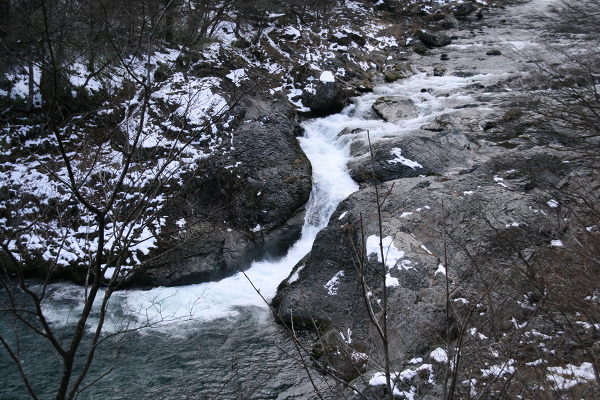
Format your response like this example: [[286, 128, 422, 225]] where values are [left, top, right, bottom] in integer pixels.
[[0, 71, 501, 399]]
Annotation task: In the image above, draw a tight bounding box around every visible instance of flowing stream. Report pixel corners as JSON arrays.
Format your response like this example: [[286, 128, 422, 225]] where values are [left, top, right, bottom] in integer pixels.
[[1, 66, 520, 399]]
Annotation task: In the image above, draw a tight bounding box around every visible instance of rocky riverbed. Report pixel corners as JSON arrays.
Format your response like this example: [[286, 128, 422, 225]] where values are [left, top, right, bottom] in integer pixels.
[[272, 0, 600, 397]]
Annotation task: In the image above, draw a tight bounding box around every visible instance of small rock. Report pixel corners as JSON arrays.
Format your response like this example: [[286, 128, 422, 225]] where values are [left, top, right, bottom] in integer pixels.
[[384, 71, 400, 82], [355, 79, 373, 93], [486, 49, 502, 56], [414, 44, 429, 55], [372, 96, 419, 123], [348, 32, 367, 47], [433, 67, 446, 77], [328, 33, 351, 47], [440, 53, 449, 61], [421, 114, 454, 131], [432, 13, 445, 22], [441, 14, 460, 29], [294, 125, 305, 137], [384, 63, 414, 82]]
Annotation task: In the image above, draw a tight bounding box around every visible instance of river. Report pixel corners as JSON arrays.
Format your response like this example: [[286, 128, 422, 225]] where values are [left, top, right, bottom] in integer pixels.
[[0, 0, 553, 394]]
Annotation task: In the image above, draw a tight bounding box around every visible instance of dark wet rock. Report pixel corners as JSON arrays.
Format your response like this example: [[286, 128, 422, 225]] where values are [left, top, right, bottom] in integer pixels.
[[433, 66, 446, 76], [441, 14, 460, 29], [417, 29, 452, 47], [372, 96, 419, 122], [440, 53, 449, 61], [383, 63, 414, 82], [311, 81, 346, 116], [453, 1, 477, 17], [486, 49, 502, 56]]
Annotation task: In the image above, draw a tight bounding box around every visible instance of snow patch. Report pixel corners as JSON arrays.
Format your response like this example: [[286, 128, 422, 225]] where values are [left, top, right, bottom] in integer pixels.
[[324, 271, 345, 295], [288, 264, 305, 285], [547, 199, 559, 208], [481, 359, 516, 379], [435, 263, 446, 276], [226, 68, 248, 86], [431, 347, 448, 363], [250, 224, 262, 232], [320, 71, 336, 82], [366, 235, 405, 268], [388, 148, 422, 169]]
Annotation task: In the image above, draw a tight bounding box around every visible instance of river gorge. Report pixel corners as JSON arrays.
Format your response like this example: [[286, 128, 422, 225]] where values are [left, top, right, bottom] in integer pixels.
[[2, 0, 599, 398]]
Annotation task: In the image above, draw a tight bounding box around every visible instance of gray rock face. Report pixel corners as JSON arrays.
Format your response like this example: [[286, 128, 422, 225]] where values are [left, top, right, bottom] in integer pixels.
[[134, 94, 312, 286], [417, 29, 452, 47], [372, 96, 419, 122], [273, 146, 570, 363]]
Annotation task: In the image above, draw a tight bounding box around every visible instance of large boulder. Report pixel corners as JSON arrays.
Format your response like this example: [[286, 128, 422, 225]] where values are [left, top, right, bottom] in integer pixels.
[[417, 29, 452, 47], [311, 81, 346, 116], [372, 96, 419, 122], [133, 93, 313, 286], [453, 1, 476, 17], [346, 130, 475, 184], [271, 177, 452, 361]]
